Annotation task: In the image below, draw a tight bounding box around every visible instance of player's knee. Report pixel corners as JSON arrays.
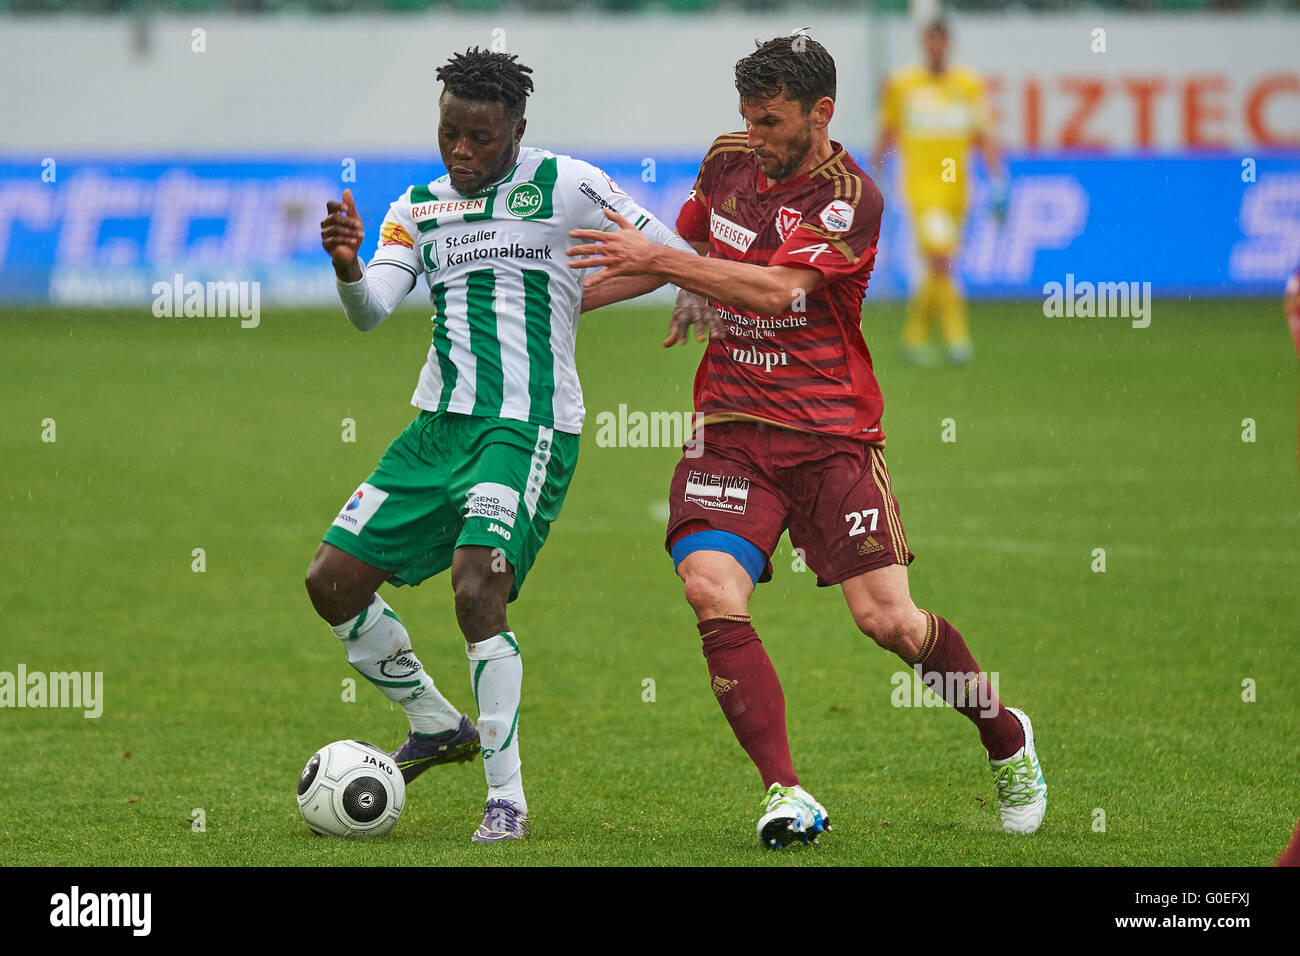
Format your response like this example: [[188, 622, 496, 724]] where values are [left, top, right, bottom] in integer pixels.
[[452, 571, 487, 615], [304, 559, 332, 609], [304, 561, 352, 623], [853, 607, 914, 654], [452, 567, 509, 638], [680, 570, 731, 618]]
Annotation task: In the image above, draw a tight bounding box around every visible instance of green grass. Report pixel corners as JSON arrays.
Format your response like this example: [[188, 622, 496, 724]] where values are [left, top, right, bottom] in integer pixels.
[[1, 298, 1296, 866]]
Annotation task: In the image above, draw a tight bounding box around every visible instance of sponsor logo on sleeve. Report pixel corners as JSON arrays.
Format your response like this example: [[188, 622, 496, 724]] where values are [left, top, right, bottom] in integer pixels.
[[684, 470, 751, 514], [709, 210, 757, 253], [380, 222, 415, 249], [776, 206, 803, 242], [331, 483, 389, 534], [818, 199, 854, 233], [787, 241, 832, 262], [577, 178, 614, 211]]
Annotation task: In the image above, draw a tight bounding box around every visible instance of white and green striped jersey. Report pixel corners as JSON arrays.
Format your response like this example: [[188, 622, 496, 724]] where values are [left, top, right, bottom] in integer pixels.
[[366, 146, 691, 435]]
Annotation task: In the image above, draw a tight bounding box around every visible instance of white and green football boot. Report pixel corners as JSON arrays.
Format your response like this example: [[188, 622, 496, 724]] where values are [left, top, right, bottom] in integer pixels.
[[757, 783, 830, 850], [989, 706, 1047, 835]]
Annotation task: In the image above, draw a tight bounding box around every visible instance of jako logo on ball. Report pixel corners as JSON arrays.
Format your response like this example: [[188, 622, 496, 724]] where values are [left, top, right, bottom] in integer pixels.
[[297, 739, 406, 838]]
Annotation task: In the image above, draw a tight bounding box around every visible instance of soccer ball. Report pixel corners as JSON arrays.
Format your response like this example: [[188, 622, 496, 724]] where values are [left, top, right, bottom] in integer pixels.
[[297, 739, 406, 838]]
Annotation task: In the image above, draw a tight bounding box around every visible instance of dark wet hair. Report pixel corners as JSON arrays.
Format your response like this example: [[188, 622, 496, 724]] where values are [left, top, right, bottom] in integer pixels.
[[734, 34, 836, 114]]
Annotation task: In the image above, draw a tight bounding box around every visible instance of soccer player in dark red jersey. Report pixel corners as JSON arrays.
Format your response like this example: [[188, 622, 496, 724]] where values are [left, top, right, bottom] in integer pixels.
[[570, 35, 1047, 848]]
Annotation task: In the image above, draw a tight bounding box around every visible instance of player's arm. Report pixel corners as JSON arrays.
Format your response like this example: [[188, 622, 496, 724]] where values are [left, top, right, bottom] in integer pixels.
[[566, 161, 697, 313], [335, 262, 418, 332], [648, 239, 720, 346], [580, 271, 725, 351], [321, 188, 418, 331], [580, 237, 711, 315], [568, 210, 819, 316], [579, 273, 667, 313], [574, 144, 732, 337]]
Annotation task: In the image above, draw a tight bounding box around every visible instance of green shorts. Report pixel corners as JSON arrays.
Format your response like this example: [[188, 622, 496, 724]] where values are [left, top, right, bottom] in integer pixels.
[[322, 410, 580, 601]]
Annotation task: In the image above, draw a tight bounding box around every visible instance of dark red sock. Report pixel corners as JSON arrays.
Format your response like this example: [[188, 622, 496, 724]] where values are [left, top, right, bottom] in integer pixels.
[[912, 611, 1025, 760], [698, 616, 798, 789]]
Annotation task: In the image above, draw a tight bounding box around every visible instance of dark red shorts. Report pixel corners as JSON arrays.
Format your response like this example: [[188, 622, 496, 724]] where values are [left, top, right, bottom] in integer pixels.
[[665, 421, 915, 587]]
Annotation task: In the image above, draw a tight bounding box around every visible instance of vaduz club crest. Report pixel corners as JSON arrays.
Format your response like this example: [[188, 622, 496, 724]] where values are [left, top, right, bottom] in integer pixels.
[[776, 206, 803, 242]]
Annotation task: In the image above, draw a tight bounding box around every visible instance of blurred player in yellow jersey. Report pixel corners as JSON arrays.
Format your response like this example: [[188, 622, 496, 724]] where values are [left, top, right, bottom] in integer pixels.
[[875, 19, 1005, 365]]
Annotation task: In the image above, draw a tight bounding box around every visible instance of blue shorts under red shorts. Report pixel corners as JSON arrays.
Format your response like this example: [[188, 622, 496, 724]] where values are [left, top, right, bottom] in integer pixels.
[[664, 420, 915, 587]]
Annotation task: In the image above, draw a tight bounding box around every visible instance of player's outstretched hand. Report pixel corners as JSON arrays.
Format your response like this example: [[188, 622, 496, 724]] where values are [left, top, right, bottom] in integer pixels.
[[321, 189, 364, 277], [567, 209, 654, 280], [663, 288, 723, 347]]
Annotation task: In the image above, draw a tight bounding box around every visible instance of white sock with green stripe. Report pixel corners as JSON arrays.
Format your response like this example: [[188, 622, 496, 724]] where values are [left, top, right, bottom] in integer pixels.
[[468, 631, 525, 813], [331, 594, 463, 736]]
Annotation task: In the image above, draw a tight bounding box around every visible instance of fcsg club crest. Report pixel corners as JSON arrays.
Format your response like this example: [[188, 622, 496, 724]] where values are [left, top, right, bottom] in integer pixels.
[[775, 206, 802, 242]]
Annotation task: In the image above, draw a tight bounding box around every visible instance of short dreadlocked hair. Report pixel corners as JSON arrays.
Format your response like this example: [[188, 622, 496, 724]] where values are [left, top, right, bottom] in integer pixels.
[[435, 48, 535, 123], [734, 34, 836, 115]]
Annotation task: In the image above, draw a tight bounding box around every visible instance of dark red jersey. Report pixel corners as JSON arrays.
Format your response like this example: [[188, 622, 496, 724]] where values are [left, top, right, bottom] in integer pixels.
[[676, 133, 886, 442]]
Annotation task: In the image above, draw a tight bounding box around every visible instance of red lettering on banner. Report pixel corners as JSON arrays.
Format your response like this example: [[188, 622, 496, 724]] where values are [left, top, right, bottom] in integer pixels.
[[1246, 73, 1300, 146], [1121, 77, 1165, 150], [1060, 78, 1107, 150], [1183, 75, 1229, 148], [981, 71, 1299, 150], [1024, 77, 1042, 150]]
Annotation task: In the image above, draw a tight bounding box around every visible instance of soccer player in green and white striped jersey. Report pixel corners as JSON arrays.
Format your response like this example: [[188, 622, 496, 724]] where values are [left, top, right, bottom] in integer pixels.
[[307, 48, 698, 842]]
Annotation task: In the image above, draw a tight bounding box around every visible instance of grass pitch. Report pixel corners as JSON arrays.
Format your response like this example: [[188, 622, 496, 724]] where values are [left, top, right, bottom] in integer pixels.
[[1, 298, 1296, 866]]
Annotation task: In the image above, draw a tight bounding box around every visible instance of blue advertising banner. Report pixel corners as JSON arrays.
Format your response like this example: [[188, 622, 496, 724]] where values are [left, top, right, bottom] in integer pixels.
[[1, 152, 1296, 305]]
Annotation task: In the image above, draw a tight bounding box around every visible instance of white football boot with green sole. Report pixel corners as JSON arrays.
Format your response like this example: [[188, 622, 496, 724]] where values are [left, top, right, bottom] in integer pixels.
[[990, 707, 1048, 835]]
